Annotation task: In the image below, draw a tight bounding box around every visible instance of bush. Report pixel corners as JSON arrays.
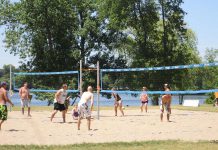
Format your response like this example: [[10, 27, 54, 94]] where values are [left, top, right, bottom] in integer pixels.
[[204, 93, 215, 104]]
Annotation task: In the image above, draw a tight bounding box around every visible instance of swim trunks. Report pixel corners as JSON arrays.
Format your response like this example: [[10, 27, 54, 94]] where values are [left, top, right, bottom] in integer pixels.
[[78, 103, 91, 118], [54, 102, 66, 111], [21, 99, 31, 108], [0, 105, 8, 121]]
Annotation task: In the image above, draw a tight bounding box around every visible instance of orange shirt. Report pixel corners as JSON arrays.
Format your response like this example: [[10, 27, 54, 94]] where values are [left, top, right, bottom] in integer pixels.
[[214, 92, 218, 98]]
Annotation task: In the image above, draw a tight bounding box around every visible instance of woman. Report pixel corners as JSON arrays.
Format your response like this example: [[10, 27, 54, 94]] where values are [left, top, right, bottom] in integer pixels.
[[140, 87, 148, 112], [112, 88, 124, 116]]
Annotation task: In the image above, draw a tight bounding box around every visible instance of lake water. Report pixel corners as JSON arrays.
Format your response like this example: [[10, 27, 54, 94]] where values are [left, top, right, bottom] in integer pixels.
[[10, 93, 208, 107]]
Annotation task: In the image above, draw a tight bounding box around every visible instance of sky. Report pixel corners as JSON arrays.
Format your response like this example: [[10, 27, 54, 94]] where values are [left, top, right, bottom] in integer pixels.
[[0, 0, 218, 68]]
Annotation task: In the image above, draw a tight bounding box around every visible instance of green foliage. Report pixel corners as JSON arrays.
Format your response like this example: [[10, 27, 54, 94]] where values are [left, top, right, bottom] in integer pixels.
[[204, 92, 216, 105]]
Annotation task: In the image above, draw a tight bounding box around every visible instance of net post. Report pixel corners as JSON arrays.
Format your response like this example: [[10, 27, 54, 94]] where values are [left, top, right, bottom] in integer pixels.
[[80, 60, 83, 96], [100, 70, 103, 90], [9, 64, 12, 112], [97, 61, 100, 120]]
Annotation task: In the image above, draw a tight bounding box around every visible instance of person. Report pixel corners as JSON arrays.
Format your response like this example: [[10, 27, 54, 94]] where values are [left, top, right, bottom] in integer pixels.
[[112, 88, 124, 116], [78, 86, 94, 130], [0, 82, 14, 130], [140, 87, 148, 112], [19, 82, 31, 117], [160, 84, 172, 122], [50, 84, 70, 123], [214, 92, 218, 107], [72, 105, 79, 120]]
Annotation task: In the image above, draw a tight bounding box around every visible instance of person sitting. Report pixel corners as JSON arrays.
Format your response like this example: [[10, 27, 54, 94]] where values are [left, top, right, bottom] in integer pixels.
[[72, 105, 79, 120]]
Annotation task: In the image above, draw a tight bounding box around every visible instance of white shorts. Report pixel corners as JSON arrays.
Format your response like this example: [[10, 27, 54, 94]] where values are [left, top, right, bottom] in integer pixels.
[[78, 103, 91, 118], [21, 99, 31, 108]]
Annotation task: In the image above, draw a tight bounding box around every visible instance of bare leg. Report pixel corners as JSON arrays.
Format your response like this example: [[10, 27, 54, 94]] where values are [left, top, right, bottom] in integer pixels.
[[50, 110, 58, 122], [119, 104, 124, 116], [145, 103, 148, 113], [0, 120, 4, 131], [167, 114, 170, 122], [140, 104, 143, 112], [87, 117, 91, 130], [114, 105, 118, 116], [62, 110, 66, 123], [28, 107, 31, 117], [22, 107, 24, 115], [160, 113, 163, 122], [78, 117, 82, 130]]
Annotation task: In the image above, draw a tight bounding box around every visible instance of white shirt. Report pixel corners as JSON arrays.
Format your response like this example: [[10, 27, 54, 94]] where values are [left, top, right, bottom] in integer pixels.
[[78, 91, 94, 105], [54, 89, 67, 104]]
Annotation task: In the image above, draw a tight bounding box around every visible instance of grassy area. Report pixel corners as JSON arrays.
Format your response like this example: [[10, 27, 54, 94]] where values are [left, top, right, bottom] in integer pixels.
[[172, 104, 218, 112], [9, 104, 218, 112], [1, 141, 218, 150]]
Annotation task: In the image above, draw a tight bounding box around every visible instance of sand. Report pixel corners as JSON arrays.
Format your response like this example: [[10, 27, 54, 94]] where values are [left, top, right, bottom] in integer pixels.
[[1, 108, 218, 145]]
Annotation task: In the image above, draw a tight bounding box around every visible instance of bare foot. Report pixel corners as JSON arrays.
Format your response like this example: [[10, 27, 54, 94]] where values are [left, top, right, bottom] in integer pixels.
[[28, 114, 32, 117]]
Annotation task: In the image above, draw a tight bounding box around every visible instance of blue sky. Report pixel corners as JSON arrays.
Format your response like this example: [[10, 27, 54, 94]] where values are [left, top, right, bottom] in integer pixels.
[[0, 0, 218, 68]]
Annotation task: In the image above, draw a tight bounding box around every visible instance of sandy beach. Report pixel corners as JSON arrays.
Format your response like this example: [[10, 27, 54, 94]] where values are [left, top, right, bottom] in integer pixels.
[[1, 108, 218, 145]]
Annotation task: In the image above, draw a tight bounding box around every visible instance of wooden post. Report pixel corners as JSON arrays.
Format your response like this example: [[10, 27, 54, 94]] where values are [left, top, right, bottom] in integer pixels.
[[9, 64, 12, 112], [80, 60, 83, 96], [97, 61, 100, 120]]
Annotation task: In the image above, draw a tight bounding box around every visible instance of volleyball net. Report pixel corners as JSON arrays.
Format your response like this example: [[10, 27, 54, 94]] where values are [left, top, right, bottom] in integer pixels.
[[13, 71, 79, 93], [100, 63, 218, 95]]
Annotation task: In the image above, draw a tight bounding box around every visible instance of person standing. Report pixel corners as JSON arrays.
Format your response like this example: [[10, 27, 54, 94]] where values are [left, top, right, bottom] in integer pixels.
[[0, 82, 14, 130], [140, 87, 148, 113], [19, 82, 31, 117], [112, 88, 124, 116], [78, 86, 94, 130], [160, 84, 172, 122], [50, 84, 70, 123]]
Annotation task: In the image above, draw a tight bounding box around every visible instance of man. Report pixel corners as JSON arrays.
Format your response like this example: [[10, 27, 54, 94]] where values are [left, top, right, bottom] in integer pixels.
[[78, 86, 94, 130], [160, 84, 172, 122], [50, 84, 70, 123], [0, 82, 14, 130], [19, 82, 31, 117]]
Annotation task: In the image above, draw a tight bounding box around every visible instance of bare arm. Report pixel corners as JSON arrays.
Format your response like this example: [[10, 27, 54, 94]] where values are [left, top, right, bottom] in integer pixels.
[[3, 90, 14, 106], [19, 88, 22, 97], [90, 94, 94, 111], [55, 90, 62, 103], [112, 93, 117, 100]]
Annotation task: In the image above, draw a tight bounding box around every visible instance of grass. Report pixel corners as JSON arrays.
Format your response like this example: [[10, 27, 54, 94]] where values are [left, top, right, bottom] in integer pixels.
[[172, 104, 218, 112], [9, 104, 218, 112], [1, 141, 218, 150]]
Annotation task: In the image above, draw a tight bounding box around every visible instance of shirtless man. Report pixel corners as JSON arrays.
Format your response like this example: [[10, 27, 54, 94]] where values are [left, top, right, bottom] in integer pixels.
[[160, 84, 172, 122], [112, 88, 124, 116], [78, 86, 94, 130], [0, 82, 14, 130], [19, 82, 31, 117], [51, 84, 70, 123]]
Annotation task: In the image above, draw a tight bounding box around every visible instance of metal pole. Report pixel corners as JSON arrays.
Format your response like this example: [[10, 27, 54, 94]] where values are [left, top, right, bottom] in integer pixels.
[[80, 60, 83, 96], [97, 61, 100, 120], [9, 64, 12, 112]]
